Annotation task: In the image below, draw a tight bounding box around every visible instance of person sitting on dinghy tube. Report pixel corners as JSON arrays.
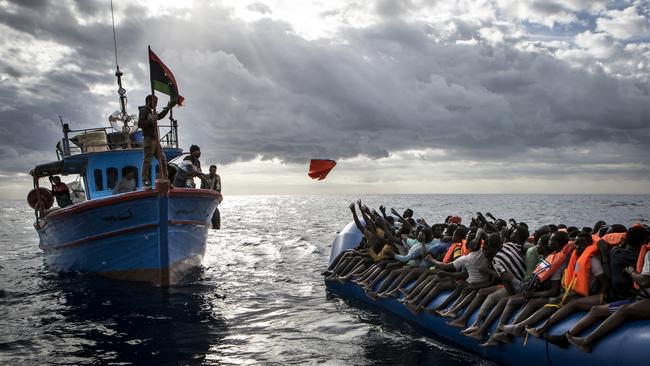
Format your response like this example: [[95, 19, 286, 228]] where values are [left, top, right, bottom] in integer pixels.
[[558, 224, 650, 352], [324, 201, 393, 281], [481, 230, 569, 347], [502, 231, 609, 339]]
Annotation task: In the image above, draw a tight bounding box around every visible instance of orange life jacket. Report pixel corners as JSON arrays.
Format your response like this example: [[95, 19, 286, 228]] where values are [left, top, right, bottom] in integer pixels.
[[460, 239, 471, 255], [562, 244, 599, 297], [600, 232, 627, 247], [591, 234, 601, 245], [534, 251, 568, 282], [634, 242, 650, 289], [636, 242, 650, 273], [443, 241, 463, 263]]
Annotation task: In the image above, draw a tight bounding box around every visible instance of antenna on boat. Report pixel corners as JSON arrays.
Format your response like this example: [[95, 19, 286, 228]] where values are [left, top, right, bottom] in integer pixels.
[[110, 0, 132, 148]]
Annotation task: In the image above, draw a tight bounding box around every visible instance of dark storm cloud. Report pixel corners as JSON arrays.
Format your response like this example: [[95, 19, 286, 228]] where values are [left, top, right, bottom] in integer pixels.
[[0, 1, 648, 180]]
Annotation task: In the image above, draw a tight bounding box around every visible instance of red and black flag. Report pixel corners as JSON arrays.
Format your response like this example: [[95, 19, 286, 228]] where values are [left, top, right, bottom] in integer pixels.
[[148, 46, 185, 106]]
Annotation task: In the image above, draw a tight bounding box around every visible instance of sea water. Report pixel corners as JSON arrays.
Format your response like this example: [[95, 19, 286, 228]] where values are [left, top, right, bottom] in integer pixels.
[[1, 195, 648, 365]]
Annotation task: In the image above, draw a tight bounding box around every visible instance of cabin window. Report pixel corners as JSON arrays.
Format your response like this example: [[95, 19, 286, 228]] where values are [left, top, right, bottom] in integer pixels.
[[122, 166, 139, 186], [94, 169, 103, 191], [106, 167, 118, 189]]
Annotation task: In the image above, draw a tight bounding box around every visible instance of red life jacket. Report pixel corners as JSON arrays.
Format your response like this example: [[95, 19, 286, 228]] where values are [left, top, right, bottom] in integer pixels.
[[562, 244, 599, 297]]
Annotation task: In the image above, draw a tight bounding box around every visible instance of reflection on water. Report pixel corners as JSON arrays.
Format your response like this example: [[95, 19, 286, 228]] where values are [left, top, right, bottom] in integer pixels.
[[1, 195, 648, 365], [4, 272, 228, 365]]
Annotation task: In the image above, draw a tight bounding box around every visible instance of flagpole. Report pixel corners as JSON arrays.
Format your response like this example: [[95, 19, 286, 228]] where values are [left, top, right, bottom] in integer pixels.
[[148, 45, 168, 182]]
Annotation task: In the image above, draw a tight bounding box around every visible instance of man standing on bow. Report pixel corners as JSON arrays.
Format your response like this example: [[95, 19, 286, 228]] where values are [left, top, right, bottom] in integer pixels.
[[138, 94, 173, 189]]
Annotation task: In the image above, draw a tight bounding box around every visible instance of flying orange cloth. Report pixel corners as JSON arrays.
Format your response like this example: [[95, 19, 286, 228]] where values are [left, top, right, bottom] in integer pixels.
[[308, 159, 337, 180]]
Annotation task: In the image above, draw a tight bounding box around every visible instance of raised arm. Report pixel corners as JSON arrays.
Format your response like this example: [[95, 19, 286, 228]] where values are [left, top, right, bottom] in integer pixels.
[[357, 200, 376, 233], [349, 203, 364, 232], [379, 205, 390, 221], [391, 208, 413, 232], [416, 218, 430, 229]]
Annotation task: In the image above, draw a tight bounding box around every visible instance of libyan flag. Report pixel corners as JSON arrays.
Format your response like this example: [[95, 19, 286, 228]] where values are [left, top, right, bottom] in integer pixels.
[[149, 47, 185, 106]]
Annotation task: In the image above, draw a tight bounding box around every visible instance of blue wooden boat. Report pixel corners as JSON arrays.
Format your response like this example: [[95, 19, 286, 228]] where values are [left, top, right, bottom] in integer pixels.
[[326, 221, 650, 366], [28, 68, 221, 286]]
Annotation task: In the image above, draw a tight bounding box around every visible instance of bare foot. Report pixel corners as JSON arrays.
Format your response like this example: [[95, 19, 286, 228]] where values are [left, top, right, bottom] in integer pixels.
[[365, 289, 379, 300], [465, 331, 484, 341], [480, 338, 500, 347], [441, 311, 458, 319], [491, 331, 512, 344], [385, 289, 400, 298], [434, 309, 447, 317], [448, 318, 466, 328], [566, 334, 592, 353], [502, 324, 524, 337], [462, 325, 479, 335], [526, 325, 546, 338]]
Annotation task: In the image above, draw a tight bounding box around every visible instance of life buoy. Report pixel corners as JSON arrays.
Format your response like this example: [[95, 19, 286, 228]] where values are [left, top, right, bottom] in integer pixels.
[[27, 188, 54, 210], [562, 245, 599, 297]]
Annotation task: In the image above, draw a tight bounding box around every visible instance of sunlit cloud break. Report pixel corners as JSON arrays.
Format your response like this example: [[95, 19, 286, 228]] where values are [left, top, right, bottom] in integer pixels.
[[0, 0, 648, 197]]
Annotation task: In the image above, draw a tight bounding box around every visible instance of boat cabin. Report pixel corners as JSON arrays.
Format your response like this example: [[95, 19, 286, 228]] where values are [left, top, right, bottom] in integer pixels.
[[31, 121, 182, 202]]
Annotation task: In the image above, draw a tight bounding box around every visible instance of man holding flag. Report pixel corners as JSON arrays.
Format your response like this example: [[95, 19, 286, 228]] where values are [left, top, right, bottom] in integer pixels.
[[138, 95, 173, 189], [138, 47, 185, 189]]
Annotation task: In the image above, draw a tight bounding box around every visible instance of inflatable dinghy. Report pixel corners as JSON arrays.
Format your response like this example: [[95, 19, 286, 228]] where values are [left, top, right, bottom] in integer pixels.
[[325, 221, 650, 366]]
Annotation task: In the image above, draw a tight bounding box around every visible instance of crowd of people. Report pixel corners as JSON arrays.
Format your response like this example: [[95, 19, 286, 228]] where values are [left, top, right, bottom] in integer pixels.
[[323, 200, 650, 352]]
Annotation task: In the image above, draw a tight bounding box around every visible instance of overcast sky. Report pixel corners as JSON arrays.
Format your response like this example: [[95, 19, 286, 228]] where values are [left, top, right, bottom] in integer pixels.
[[1, 0, 649, 198]]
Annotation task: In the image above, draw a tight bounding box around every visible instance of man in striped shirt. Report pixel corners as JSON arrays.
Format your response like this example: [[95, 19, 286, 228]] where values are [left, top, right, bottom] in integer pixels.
[[452, 226, 528, 332]]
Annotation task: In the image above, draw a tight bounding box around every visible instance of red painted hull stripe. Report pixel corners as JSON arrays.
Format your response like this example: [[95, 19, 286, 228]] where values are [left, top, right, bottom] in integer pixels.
[[42, 188, 221, 222]]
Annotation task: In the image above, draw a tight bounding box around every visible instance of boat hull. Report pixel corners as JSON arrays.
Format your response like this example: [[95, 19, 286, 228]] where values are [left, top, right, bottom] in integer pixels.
[[327, 221, 650, 366], [37, 184, 221, 285]]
